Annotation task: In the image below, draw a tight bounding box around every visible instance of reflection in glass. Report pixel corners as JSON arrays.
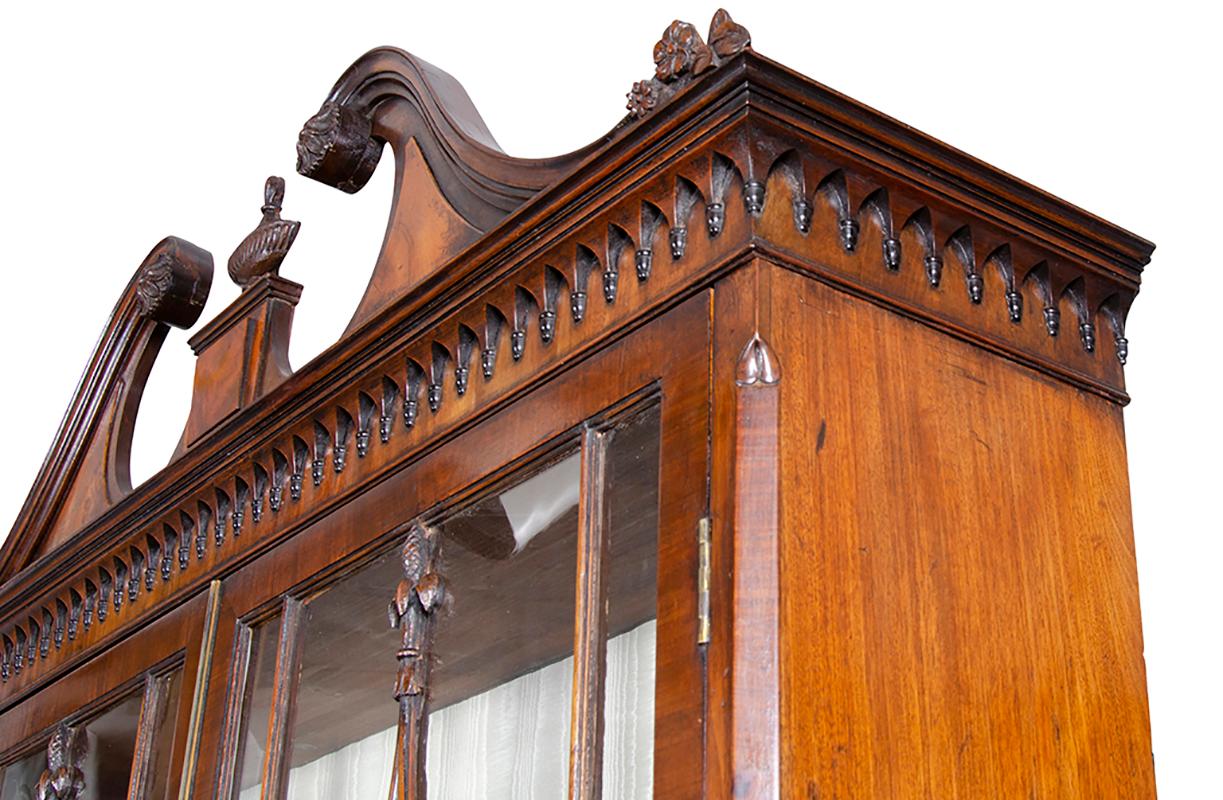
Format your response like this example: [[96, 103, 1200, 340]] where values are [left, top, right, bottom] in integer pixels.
[[236, 616, 282, 799], [0, 668, 183, 800], [0, 744, 45, 800], [601, 405, 661, 798], [226, 405, 661, 798], [284, 551, 402, 799], [80, 690, 143, 800], [425, 451, 582, 799]]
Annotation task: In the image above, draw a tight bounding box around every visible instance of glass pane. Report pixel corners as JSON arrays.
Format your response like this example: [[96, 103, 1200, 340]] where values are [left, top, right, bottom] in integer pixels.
[[0, 667, 184, 800], [602, 406, 660, 799], [284, 551, 401, 798], [0, 744, 46, 800], [235, 615, 282, 799], [144, 668, 185, 800], [80, 690, 143, 799], [426, 451, 581, 799]]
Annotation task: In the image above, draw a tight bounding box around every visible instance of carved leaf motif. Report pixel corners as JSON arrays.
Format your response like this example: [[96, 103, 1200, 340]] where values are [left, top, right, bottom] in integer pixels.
[[295, 100, 380, 194], [414, 572, 444, 611], [707, 9, 751, 57], [736, 334, 781, 387], [134, 254, 175, 319], [296, 102, 342, 177], [37, 724, 86, 800], [392, 578, 414, 621]]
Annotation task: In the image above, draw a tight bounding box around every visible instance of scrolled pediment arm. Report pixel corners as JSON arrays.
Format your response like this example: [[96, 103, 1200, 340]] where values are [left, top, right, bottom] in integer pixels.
[[0, 238, 212, 581]]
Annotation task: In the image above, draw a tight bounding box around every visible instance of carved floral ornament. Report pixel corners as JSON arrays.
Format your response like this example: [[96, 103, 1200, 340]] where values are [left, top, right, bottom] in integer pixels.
[[627, 9, 751, 119], [134, 254, 176, 320]]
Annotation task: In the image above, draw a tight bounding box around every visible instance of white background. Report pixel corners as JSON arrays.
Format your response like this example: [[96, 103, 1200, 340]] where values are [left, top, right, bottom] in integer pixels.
[[0, 1, 1218, 794]]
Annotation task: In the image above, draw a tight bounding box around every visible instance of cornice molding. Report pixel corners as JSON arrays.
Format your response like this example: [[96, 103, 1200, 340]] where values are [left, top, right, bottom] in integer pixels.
[[0, 17, 1153, 696]]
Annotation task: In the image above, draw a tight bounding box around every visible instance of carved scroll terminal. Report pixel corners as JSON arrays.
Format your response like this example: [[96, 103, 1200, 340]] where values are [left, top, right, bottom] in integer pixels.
[[296, 101, 382, 194], [0, 237, 213, 578]]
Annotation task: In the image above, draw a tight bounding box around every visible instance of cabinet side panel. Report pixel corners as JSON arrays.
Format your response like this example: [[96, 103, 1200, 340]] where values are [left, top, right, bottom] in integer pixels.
[[769, 266, 1154, 798]]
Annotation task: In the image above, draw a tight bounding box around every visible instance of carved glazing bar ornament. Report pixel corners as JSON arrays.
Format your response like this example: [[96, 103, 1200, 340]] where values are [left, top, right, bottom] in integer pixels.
[[227, 177, 301, 288], [627, 9, 751, 119], [35, 723, 86, 800], [388, 522, 446, 798]]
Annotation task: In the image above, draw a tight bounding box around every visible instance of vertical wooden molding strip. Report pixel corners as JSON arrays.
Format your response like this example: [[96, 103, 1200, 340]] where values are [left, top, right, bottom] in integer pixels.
[[260, 597, 306, 800], [210, 623, 248, 800], [732, 333, 781, 799], [177, 579, 222, 800], [570, 427, 611, 800], [389, 522, 445, 800], [128, 671, 171, 799]]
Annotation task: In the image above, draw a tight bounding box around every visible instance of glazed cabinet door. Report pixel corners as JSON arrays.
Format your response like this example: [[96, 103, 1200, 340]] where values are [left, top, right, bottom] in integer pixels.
[[0, 587, 217, 800], [199, 295, 710, 800]]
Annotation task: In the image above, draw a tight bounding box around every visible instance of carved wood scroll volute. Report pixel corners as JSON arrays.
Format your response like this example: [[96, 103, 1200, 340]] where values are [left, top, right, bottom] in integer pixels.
[[0, 237, 213, 580], [388, 522, 446, 798], [294, 48, 611, 331], [35, 723, 86, 800], [296, 101, 383, 195]]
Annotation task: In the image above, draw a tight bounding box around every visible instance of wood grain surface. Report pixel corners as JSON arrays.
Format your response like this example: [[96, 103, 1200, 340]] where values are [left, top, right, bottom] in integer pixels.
[[766, 264, 1154, 797]]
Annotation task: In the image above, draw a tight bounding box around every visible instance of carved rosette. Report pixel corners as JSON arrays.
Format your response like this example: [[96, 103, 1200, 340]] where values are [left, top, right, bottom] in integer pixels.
[[296, 100, 383, 194], [36, 724, 86, 800], [626, 80, 657, 118], [626, 9, 751, 120], [388, 522, 445, 796]]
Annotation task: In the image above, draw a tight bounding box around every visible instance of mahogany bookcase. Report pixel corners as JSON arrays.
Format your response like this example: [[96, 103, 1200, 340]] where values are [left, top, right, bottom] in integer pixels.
[[0, 10, 1156, 799]]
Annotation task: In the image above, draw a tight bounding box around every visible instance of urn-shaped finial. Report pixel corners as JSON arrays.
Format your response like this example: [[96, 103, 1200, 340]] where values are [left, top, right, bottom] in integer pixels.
[[227, 176, 301, 288]]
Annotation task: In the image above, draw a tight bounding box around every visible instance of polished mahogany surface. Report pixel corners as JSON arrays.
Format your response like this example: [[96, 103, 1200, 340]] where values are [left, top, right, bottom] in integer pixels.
[[0, 9, 1154, 799]]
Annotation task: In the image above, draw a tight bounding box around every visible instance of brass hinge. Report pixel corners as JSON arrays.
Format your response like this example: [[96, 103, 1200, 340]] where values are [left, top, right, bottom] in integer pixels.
[[697, 516, 711, 645]]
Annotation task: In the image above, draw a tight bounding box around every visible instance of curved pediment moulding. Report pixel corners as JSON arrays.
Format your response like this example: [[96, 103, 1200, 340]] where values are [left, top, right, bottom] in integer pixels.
[[0, 238, 212, 582], [293, 9, 753, 332], [295, 46, 621, 330], [1, 9, 1155, 692]]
